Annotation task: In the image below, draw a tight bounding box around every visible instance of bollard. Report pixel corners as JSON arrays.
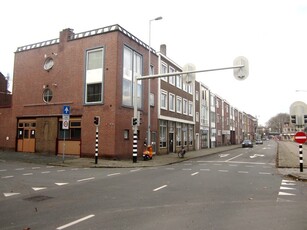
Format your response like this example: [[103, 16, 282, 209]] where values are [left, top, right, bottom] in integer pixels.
[[95, 126, 98, 164], [299, 144, 304, 172]]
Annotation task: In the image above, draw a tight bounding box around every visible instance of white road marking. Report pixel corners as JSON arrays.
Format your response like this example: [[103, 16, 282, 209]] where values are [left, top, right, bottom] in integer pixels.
[[55, 183, 69, 186], [77, 177, 95, 182], [46, 166, 54, 168], [0, 169, 7, 172], [182, 168, 192, 171], [57, 169, 66, 172], [218, 170, 229, 173], [280, 186, 296, 190], [238, 171, 249, 174], [259, 172, 271, 175], [165, 168, 175, 170], [225, 154, 242, 162], [56, 214, 95, 230], [191, 172, 199, 176], [15, 168, 24, 171], [200, 169, 210, 171], [23, 173, 33, 176], [278, 191, 295, 196], [3, 192, 20, 197], [228, 164, 238, 167], [107, 173, 121, 177], [32, 167, 41, 169], [281, 182, 296, 186], [153, 185, 168, 191], [219, 154, 229, 158], [2, 175, 14, 179], [130, 169, 142, 172], [41, 171, 50, 174], [32, 187, 47, 191]]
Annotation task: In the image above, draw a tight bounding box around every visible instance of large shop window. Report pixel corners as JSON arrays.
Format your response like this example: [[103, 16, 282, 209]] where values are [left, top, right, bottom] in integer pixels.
[[58, 118, 81, 140], [122, 46, 143, 108], [85, 48, 104, 104]]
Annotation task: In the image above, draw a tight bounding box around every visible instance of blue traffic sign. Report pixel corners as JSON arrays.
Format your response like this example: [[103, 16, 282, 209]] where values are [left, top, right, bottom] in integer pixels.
[[63, 105, 70, 115]]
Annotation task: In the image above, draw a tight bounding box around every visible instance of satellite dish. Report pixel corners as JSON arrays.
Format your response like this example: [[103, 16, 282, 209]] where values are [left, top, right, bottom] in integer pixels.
[[233, 56, 249, 81], [183, 63, 196, 83]]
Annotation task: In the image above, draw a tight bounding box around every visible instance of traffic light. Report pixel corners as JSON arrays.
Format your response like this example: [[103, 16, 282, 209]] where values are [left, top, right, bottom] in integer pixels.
[[132, 117, 137, 126], [137, 111, 142, 125], [291, 115, 296, 124], [94, 116, 100, 126], [304, 115, 307, 124]]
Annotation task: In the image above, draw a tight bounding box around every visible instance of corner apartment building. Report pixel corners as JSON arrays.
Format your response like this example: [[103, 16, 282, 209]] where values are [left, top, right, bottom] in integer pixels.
[[0, 24, 257, 159]]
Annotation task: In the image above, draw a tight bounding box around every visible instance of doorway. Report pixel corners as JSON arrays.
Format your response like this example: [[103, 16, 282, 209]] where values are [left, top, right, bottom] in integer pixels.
[[17, 119, 36, 153], [169, 133, 174, 153]]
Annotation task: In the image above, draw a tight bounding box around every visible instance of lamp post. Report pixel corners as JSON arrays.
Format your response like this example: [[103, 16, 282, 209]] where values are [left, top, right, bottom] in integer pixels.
[[148, 16, 162, 149]]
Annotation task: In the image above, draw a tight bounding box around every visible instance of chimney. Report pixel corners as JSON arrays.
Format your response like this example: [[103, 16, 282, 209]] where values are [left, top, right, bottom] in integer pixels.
[[160, 44, 167, 56], [60, 28, 74, 43]]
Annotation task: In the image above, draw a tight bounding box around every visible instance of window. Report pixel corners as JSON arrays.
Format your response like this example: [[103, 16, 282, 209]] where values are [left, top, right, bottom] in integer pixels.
[[43, 88, 53, 103], [159, 120, 167, 148], [196, 91, 199, 101], [161, 62, 167, 81], [58, 118, 81, 140], [176, 96, 182, 113], [161, 91, 167, 110], [122, 46, 143, 108], [196, 112, 199, 122], [183, 124, 187, 146], [87, 83, 102, 102], [189, 101, 193, 116], [169, 93, 175, 112], [176, 123, 182, 146], [169, 66, 175, 85], [189, 125, 193, 146], [85, 48, 104, 104], [176, 75, 182, 89], [183, 99, 188, 115]]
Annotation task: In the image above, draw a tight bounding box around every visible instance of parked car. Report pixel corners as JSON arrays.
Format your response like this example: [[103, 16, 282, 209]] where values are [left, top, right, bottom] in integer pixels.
[[255, 139, 263, 144], [242, 140, 253, 148]]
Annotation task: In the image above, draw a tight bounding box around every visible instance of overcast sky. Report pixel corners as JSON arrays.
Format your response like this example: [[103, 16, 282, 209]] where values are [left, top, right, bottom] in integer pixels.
[[1, 0, 307, 125]]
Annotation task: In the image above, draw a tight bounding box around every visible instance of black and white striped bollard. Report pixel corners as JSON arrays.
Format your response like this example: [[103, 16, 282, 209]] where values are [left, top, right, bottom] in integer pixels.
[[299, 144, 304, 172], [95, 126, 98, 164]]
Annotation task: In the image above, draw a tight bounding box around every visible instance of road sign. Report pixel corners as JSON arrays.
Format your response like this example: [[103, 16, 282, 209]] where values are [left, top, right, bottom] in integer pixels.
[[294, 131, 307, 144], [63, 105, 70, 115], [62, 114, 70, 130]]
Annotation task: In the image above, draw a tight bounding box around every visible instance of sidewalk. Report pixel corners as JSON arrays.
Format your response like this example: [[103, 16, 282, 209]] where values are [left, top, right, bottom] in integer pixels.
[[0, 141, 306, 181], [277, 140, 307, 181]]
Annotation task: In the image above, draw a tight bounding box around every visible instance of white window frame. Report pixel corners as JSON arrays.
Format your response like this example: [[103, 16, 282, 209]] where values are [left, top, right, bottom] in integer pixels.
[[176, 96, 182, 113], [169, 93, 175, 112], [183, 99, 188, 115], [160, 90, 168, 110]]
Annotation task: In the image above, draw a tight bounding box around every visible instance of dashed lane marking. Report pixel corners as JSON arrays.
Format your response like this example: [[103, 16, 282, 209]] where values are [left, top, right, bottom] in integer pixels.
[[153, 185, 168, 192]]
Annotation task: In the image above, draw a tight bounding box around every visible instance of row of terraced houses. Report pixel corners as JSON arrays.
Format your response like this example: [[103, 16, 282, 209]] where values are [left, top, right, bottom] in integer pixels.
[[0, 24, 257, 159]]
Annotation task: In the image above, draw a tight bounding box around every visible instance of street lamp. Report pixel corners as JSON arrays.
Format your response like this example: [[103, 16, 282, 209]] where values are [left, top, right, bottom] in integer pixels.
[[148, 16, 162, 149]]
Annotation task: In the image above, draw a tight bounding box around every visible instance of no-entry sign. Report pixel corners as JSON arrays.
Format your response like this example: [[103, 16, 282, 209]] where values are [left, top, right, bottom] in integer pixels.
[[294, 131, 307, 144]]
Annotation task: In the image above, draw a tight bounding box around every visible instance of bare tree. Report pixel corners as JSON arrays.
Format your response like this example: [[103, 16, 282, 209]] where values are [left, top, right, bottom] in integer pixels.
[[266, 113, 289, 133]]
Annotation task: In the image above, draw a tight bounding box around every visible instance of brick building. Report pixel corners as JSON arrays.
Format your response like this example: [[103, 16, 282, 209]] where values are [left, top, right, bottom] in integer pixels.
[[5, 25, 161, 159], [0, 24, 257, 159]]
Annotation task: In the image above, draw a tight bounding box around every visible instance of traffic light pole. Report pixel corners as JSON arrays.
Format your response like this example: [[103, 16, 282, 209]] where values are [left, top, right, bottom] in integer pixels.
[[132, 74, 138, 163]]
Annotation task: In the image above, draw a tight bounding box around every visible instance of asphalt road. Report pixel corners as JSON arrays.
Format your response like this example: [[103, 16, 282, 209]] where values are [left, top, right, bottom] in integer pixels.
[[1, 141, 306, 230]]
